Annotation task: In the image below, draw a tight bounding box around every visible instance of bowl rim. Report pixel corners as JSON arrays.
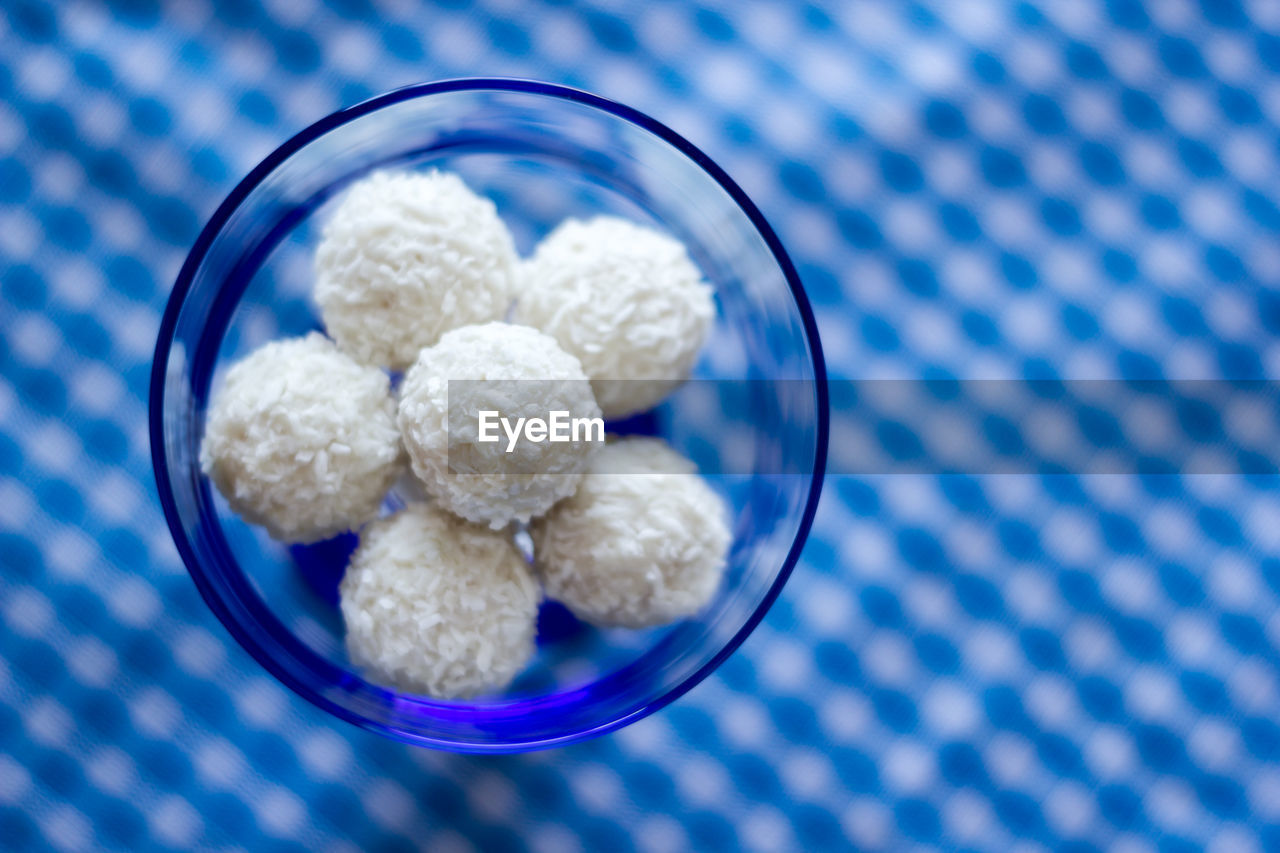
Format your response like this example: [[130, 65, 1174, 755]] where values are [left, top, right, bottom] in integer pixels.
[[149, 76, 830, 752]]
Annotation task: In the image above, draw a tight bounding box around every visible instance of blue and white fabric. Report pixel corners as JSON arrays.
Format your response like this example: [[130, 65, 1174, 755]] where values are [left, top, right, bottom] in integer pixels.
[[4, 1, 1280, 850]]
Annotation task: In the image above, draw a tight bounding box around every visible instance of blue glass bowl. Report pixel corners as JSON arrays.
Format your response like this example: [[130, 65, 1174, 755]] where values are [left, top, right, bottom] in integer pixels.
[[150, 79, 828, 752]]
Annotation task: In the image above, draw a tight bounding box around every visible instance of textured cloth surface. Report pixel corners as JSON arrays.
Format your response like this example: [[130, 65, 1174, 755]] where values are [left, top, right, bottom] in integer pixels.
[[4, 1, 1280, 851]]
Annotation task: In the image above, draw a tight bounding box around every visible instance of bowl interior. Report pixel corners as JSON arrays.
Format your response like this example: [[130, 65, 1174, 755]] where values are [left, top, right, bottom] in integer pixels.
[[154, 81, 825, 750]]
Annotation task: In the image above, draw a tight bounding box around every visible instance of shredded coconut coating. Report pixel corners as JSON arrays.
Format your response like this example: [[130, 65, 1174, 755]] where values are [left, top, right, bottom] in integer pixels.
[[531, 436, 731, 628], [398, 322, 602, 529], [340, 503, 540, 698], [513, 216, 715, 419], [199, 332, 403, 544], [314, 170, 518, 370]]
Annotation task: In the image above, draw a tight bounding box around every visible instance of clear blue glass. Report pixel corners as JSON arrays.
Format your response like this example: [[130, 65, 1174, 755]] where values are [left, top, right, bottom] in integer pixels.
[[150, 79, 828, 752]]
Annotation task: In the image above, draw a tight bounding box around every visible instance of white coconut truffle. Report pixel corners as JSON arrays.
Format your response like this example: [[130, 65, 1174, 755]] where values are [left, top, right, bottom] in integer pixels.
[[398, 322, 602, 529], [514, 216, 715, 419], [314, 170, 518, 370], [531, 436, 731, 628], [199, 332, 403, 544], [340, 503, 540, 698]]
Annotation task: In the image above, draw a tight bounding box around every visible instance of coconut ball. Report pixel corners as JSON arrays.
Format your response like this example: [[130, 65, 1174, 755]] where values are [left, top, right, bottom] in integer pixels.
[[314, 170, 518, 370], [398, 321, 602, 529], [340, 502, 540, 698], [199, 332, 403, 544], [513, 216, 715, 419], [531, 436, 732, 628]]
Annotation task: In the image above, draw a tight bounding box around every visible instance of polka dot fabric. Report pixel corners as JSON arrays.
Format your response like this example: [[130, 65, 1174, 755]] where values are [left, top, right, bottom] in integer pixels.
[[3, 0, 1280, 850]]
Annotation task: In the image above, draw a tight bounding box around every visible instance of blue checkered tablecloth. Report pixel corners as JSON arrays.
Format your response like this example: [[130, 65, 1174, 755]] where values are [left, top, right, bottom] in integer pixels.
[[5, 1, 1280, 850]]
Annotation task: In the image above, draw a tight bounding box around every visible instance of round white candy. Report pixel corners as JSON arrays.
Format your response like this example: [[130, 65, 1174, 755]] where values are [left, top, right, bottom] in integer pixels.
[[398, 322, 602, 529], [199, 332, 403, 544], [314, 170, 518, 370], [514, 216, 715, 419], [340, 503, 540, 698], [531, 436, 731, 628]]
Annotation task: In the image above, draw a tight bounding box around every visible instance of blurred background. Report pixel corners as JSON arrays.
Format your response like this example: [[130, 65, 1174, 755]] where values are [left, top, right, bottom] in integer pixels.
[[4, 0, 1280, 850]]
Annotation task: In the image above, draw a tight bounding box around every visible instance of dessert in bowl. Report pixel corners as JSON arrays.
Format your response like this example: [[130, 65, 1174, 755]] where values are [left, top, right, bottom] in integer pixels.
[[150, 79, 827, 751]]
